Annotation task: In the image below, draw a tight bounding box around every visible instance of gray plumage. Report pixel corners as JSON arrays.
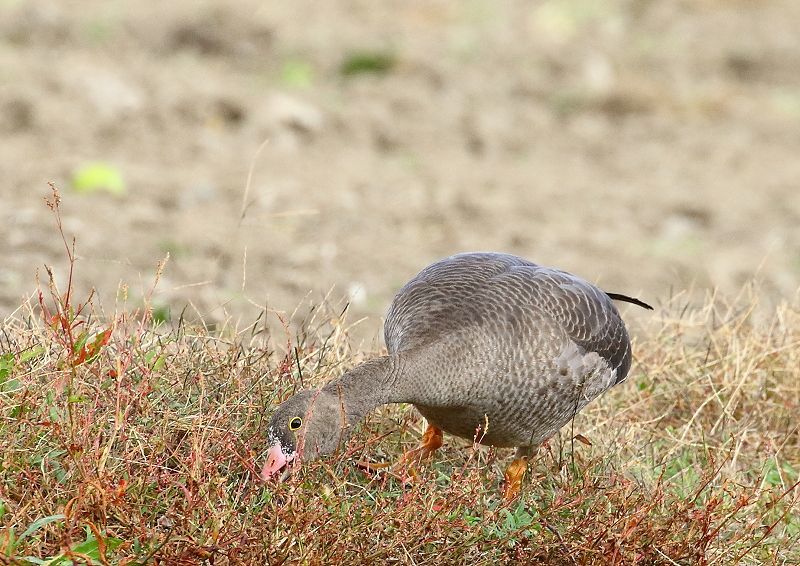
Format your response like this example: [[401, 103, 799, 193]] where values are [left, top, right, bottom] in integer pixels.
[[263, 252, 650, 475]]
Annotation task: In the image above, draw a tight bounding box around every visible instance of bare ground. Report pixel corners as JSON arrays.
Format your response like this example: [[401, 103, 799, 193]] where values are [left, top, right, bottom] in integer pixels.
[[2, 1, 800, 339]]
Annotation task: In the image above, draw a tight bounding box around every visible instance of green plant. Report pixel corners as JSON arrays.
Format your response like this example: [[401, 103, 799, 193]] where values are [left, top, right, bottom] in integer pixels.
[[340, 50, 396, 77]]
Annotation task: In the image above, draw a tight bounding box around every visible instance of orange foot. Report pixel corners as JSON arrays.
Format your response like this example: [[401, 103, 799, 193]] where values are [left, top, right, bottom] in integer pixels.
[[502, 457, 528, 502], [418, 424, 444, 456], [357, 425, 443, 481], [394, 424, 444, 481]]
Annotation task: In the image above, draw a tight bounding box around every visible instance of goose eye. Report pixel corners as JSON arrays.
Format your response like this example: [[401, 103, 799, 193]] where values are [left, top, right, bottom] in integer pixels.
[[288, 417, 303, 431]]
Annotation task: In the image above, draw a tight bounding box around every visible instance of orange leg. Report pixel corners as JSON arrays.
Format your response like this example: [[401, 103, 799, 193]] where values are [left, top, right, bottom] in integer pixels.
[[502, 457, 528, 502], [357, 425, 443, 479], [393, 424, 443, 479], [416, 424, 444, 457]]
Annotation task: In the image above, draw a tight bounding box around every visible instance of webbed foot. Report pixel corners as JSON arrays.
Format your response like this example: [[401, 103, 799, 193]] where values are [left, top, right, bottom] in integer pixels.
[[502, 457, 528, 502]]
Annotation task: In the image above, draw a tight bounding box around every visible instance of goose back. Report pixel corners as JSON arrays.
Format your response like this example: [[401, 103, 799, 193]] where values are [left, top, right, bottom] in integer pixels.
[[385, 252, 632, 383]]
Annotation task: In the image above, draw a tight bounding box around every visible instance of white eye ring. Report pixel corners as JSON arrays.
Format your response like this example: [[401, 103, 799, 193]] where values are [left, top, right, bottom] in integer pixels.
[[288, 417, 303, 431]]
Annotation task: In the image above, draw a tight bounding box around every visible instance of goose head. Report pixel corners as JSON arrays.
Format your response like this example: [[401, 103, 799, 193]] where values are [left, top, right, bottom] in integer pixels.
[[261, 389, 348, 480]]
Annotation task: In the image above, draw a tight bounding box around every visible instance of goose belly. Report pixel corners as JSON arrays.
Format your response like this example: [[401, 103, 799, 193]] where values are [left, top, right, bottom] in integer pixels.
[[413, 354, 617, 449]]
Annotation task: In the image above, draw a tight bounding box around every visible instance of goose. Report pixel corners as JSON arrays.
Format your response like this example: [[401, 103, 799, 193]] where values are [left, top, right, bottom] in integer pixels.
[[261, 252, 652, 499]]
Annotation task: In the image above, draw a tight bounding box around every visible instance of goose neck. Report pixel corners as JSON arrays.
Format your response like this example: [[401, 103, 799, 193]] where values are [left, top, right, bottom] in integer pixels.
[[321, 355, 403, 425]]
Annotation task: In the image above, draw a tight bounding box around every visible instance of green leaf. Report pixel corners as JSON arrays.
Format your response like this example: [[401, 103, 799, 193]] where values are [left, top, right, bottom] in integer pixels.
[[83, 330, 111, 365], [20, 346, 45, 363], [35, 528, 123, 565], [0, 378, 22, 393], [0, 353, 13, 382], [72, 332, 89, 356], [71, 533, 123, 559], [15, 514, 65, 550]]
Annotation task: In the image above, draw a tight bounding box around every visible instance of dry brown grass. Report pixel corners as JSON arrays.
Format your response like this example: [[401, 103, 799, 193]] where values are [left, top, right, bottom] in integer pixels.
[[1, 194, 798, 564]]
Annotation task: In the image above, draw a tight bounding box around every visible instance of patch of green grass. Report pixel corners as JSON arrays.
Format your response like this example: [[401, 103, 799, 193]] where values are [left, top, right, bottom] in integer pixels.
[[71, 163, 126, 196], [151, 304, 171, 325], [340, 50, 396, 77], [280, 58, 314, 89]]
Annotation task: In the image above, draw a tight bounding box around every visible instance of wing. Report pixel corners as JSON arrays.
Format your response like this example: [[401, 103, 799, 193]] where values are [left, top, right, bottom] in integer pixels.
[[384, 252, 537, 354], [385, 253, 633, 384], [498, 265, 633, 383]]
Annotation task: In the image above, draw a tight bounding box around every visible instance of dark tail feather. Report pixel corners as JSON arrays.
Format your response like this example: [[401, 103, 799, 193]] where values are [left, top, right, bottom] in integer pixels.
[[607, 292, 654, 310]]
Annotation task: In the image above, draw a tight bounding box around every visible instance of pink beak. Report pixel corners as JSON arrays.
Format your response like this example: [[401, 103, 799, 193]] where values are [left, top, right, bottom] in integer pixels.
[[261, 442, 295, 481]]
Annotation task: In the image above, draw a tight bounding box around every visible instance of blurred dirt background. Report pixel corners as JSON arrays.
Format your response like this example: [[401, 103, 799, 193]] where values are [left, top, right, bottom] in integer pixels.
[[2, 1, 799, 342]]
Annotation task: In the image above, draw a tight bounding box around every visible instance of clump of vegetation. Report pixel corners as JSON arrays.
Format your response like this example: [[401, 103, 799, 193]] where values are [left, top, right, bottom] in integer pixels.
[[339, 50, 396, 77], [1, 189, 798, 563]]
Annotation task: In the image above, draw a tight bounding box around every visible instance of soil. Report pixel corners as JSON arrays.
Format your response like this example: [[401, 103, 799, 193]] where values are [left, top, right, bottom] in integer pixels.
[[2, 1, 799, 342]]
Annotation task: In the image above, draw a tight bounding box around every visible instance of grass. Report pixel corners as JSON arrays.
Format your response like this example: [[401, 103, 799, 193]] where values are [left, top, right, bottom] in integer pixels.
[[1, 191, 799, 564]]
